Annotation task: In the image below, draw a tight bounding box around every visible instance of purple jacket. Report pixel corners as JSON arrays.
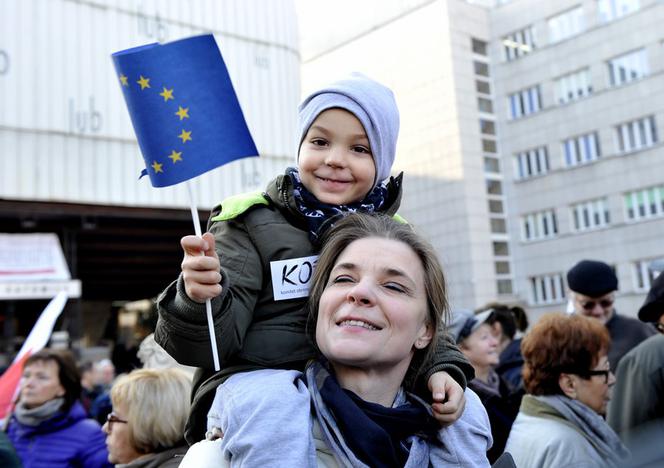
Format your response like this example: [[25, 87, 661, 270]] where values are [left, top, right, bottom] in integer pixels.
[[7, 401, 111, 468]]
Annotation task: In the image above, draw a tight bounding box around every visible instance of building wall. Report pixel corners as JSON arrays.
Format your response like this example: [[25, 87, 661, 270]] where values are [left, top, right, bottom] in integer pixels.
[[0, 0, 300, 210]]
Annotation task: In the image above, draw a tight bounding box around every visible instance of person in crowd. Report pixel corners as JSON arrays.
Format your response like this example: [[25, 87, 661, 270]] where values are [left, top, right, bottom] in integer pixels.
[[608, 272, 664, 464], [79, 361, 102, 415], [6, 348, 111, 467], [449, 308, 521, 463], [505, 313, 629, 467], [103, 368, 191, 467], [182, 213, 492, 467], [479, 303, 528, 390], [155, 73, 473, 444], [0, 431, 21, 468], [567, 259, 655, 371], [90, 358, 116, 425]]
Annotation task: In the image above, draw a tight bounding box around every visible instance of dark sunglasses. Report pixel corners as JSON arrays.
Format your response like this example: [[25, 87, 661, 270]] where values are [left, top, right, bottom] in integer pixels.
[[106, 412, 128, 430], [580, 298, 614, 310]]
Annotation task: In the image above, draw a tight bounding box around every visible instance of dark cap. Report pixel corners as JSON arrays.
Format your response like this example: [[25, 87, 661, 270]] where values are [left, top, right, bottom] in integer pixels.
[[638, 273, 664, 322], [567, 260, 618, 297]]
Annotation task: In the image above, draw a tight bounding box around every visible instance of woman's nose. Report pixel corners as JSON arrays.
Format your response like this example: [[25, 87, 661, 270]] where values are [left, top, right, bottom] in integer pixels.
[[346, 281, 375, 306]]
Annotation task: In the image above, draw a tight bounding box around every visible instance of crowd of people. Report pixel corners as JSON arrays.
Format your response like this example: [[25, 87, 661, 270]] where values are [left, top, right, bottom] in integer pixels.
[[1, 72, 662, 467]]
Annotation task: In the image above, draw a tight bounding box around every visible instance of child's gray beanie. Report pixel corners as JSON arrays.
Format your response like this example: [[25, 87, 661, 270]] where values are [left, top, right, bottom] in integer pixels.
[[297, 73, 400, 186]]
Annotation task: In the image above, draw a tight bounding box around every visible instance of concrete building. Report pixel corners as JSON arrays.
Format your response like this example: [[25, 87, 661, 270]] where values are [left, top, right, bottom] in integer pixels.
[[298, 0, 664, 317]]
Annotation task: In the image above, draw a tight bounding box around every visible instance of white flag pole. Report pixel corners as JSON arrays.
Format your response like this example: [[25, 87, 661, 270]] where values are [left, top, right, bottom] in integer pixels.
[[186, 180, 221, 371]]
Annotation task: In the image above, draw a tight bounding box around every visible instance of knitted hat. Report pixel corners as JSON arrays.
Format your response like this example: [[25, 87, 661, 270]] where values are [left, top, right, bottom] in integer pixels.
[[297, 73, 400, 186], [567, 260, 618, 297], [638, 273, 664, 322], [448, 309, 494, 344]]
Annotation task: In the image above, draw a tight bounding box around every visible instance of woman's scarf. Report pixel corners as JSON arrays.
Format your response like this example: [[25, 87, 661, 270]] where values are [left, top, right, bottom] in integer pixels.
[[286, 167, 390, 243], [307, 359, 438, 468], [13, 397, 65, 427], [469, 369, 501, 398], [534, 395, 630, 466]]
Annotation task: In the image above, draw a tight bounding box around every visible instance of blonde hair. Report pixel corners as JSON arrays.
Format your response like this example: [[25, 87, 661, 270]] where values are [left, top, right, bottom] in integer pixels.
[[110, 368, 192, 453]]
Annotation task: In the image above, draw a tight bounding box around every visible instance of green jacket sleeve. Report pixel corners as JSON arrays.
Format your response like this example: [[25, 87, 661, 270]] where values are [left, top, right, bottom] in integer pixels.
[[155, 206, 262, 369]]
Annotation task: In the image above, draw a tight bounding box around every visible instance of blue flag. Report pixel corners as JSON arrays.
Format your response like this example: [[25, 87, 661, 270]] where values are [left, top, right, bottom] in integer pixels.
[[112, 34, 258, 187]]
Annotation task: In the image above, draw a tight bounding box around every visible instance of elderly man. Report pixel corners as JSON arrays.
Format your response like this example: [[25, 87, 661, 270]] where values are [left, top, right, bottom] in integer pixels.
[[567, 259, 655, 371]]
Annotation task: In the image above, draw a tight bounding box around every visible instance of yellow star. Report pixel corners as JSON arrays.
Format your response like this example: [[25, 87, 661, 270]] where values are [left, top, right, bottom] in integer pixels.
[[178, 129, 192, 143], [119, 74, 128, 86], [175, 106, 190, 120], [151, 161, 163, 173], [159, 87, 174, 102], [168, 150, 183, 163], [137, 75, 151, 90]]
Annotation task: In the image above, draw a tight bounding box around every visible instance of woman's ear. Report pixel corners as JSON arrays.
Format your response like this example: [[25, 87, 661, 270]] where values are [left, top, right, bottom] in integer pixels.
[[558, 373, 577, 399], [414, 322, 434, 350]]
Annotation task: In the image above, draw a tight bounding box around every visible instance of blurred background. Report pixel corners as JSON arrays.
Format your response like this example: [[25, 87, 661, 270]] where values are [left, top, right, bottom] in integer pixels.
[[1, 0, 663, 365]]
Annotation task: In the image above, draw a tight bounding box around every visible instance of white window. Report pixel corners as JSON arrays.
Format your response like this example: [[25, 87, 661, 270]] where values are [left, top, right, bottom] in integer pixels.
[[502, 26, 536, 61], [624, 184, 664, 221], [616, 116, 658, 153], [530, 273, 566, 305], [608, 49, 648, 87], [508, 85, 541, 119], [555, 68, 592, 104], [598, 0, 640, 23], [571, 198, 610, 231], [548, 6, 585, 44], [562, 132, 601, 167], [633, 259, 661, 292], [521, 209, 558, 241], [514, 146, 549, 180]]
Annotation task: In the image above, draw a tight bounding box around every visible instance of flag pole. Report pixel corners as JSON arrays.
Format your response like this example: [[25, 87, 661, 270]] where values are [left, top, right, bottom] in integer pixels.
[[186, 180, 221, 372]]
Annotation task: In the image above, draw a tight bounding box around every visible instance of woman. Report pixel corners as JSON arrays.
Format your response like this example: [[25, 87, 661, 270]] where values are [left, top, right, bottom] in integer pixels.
[[6, 348, 111, 467], [450, 309, 521, 463], [505, 313, 630, 467], [103, 368, 191, 467], [186, 213, 492, 467]]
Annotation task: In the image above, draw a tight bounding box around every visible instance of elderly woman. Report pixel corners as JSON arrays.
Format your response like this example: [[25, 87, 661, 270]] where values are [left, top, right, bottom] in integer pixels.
[[505, 313, 630, 467], [103, 368, 191, 467], [6, 348, 111, 467], [185, 213, 492, 467]]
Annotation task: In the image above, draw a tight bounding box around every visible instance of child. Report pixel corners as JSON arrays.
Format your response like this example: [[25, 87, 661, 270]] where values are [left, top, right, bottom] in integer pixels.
[[154, 73, 474, 450]]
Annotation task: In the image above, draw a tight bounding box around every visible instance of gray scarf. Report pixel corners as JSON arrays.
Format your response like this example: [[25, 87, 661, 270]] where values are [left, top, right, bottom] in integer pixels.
[[13, 397, 65, 427], [535, 395, 630, 466]]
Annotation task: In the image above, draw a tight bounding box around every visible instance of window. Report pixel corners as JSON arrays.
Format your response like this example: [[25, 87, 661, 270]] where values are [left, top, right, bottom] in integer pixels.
[[482, 139, 498, 153], [514, 146, 549, 179], [548, 6, 585, 43], [555, 68, 592, 104], [608, 49, 648, 87], [484, 156, 501, 173], [624, 184, 664, 221], [598, 0, 640, 23], [571, 198, 610, 231], [478, 97, 494, 114], [476, 80, 491, 95], [530, 273, 566, 305], [472, 38, 488, 56], [508, 85, 541, 119], [474, 61, 490, 77], [562, 132, 601, 167], [493, 241, 510, 256], [490, 218, 507, 234], [486, 179, 503, 195], [616, 116, 658, 153], [521, 209, 558, 241], [502, 26, 536, 61], [489, 199, 504, 214], [633, 259, 661, 291], [480, 119, 496, 135], [497, 279, 514, 295]]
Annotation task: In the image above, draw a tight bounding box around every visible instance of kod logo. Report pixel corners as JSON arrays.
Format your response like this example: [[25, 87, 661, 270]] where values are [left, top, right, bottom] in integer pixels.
[[270, 255, 319, 301]]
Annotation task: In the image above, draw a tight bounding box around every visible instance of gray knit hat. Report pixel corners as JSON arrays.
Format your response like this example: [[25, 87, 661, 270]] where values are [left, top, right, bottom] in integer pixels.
[[448, 309, 494, 344], [297, 73, 400, 187]]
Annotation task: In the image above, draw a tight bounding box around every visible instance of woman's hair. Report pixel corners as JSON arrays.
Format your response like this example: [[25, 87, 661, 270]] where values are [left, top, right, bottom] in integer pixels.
[[521, 313, 610, 396], [481, 302, 529, 339], [306, 213, 448, 388], [24, 348, 81, 411], [110, 368, 192, 454]]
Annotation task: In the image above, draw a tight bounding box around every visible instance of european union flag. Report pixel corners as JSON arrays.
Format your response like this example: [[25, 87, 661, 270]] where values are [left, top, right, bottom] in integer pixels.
[[112, 34, 258, 187]]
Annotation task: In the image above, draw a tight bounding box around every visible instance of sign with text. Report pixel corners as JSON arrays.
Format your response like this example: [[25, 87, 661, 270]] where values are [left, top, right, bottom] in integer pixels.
[[0, 234, 71, 281], [270, 255, 318, 301]]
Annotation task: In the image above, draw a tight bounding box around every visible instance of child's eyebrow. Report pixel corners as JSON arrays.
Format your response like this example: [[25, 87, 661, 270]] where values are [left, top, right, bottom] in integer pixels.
[[309, 125, 368, 142]]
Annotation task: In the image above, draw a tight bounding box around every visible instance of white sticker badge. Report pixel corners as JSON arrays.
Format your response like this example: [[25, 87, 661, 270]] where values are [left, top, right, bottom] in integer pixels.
[[270, 255, 319, 301]]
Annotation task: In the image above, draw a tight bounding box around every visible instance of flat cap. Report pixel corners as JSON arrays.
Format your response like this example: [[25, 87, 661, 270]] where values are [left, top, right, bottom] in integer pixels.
[[567, 259, 618, 297], [638, 273, 664, 322]]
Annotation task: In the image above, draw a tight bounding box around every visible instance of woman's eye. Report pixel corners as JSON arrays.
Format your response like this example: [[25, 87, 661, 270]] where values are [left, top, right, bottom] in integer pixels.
[[311, 138, 327, 146], [331, 275, 354, 284], [352, 145, 371, 154], [384, 282, 406, 293]]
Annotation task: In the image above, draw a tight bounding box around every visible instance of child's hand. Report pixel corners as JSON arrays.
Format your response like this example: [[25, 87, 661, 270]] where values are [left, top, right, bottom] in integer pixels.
[[428, 371, 466, 426], [181, 232, 223, 303]]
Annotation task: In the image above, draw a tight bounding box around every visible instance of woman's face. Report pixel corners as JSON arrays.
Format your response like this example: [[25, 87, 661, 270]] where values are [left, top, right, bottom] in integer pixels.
[[572, 354, 615, 416], [103, 403, 142, 464], [460, 323, 499, 369], [19, 360, 65, 409], [315, 237, 432, 377]]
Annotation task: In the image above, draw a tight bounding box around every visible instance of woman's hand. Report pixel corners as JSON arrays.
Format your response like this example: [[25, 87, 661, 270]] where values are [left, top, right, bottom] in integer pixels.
[[181, 232, 223, 303], [428, 371, 466, 425]]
